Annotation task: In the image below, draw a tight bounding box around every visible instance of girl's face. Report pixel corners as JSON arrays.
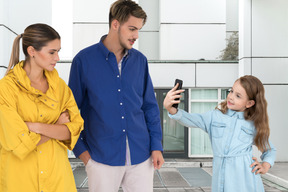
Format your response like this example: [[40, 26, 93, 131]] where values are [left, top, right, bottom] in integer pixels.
[[227, 80, 255, 112]]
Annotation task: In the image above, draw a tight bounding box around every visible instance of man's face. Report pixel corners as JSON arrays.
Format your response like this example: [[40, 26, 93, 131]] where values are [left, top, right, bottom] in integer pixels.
[[118, 15, 144, 50]]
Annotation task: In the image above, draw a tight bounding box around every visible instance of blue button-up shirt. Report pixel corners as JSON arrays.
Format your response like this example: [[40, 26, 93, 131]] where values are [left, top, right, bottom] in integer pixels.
[[169, 109, 276, 192], [69, 35, 163, 166]]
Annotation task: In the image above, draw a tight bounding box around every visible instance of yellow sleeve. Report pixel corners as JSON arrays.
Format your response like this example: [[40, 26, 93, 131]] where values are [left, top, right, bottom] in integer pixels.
[[0, 97, 41, 160], [56, 80, 84, 150]]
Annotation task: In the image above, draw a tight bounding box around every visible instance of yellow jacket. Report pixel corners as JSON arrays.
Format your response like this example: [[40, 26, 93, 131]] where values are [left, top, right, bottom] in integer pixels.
[[0, 61, 84, 192]]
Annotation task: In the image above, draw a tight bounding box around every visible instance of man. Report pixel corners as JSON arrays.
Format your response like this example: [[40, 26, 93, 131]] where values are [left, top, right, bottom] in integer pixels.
[[68, 0, 164, 191]]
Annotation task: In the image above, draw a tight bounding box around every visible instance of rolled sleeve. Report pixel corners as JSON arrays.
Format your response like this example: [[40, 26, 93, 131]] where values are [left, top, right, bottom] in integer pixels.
[[56, 79, 84, 150], [58, 120, 83, 150], [0, 103, 40, 160], [13, 131, 41, 160], [261, 141, 276, 167]]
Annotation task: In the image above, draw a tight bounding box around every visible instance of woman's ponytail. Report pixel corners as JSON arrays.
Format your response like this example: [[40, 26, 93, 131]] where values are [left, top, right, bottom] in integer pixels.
[[5, 34, 22, 75]]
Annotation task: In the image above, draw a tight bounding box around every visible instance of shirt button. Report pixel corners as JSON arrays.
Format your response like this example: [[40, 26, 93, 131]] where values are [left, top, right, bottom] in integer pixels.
[[123, 130, 125, 132], [117, 75, 120, 78], [120, 103, 123, 105], [118, 89, 121, 92], [122, 116, 124, 119], [51, 104, 54, 106], [22, 134, 24, 136], [41, 171, 43, 174], [40, 115, 42, 117], [106, 58, 108, 60], [44, 99, 47, 101], [40, 151, 42, 154]]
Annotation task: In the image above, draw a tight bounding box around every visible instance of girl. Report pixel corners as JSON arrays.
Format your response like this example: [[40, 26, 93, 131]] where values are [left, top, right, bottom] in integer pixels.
[[163, 75, 276, 192], [0, 23, 83, 192]]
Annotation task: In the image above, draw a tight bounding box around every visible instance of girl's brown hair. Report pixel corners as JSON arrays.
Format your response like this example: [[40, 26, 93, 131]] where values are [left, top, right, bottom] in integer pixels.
[[218, 75, 270, 152], [6, 23, 60, 75]]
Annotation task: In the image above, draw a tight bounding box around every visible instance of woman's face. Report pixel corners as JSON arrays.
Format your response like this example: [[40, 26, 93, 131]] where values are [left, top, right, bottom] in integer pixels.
[[33, 39, 61, 71]]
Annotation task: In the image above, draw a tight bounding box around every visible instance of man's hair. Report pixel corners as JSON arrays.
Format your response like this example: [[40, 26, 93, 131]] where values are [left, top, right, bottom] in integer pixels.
[[109, 0, 147, 27]]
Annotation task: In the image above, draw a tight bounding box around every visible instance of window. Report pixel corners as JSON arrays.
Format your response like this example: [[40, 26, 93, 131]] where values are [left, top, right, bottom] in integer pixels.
[[189, 88, 229, 157]]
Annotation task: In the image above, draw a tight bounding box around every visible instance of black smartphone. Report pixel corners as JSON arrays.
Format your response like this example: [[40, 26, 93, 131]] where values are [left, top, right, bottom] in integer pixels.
[[172, 79, 183, 108]]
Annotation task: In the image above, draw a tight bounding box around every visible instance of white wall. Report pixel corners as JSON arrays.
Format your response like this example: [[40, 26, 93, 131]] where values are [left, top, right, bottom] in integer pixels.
[[0, 28, 15, 68], [73, 0, 115, 23], [160, 24, 226, 60], [0, 0, 12, 68], [138, 0, 159, 60], [159, 0, 226, 60], [149, 63, 196, 88], [52, 0, 73, 60], [149, 62, 238, 88], [6, 1, 51, 34], [239, 0, 288, 161], [73, 24, 108, 55], [0, 0, 52, 68], [226, 0, 238, 32], [72, 0, 120, 56], [252, 1, 288, 57], [265, 85, 288, 161], [160, 0, 225, 23]]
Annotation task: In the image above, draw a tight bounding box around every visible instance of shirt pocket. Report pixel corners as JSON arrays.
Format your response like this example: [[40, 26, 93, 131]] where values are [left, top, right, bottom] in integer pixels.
[[211, 122, 226, 138], [238, 126, 254, 143]]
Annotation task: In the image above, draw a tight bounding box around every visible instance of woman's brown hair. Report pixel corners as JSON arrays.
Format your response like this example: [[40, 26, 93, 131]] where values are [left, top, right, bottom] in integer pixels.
[[218, 75, 270, 152], [6, 23, 60, 75]]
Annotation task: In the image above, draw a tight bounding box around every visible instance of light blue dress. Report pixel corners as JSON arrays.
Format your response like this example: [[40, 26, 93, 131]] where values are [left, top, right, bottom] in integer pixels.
[[169, 109, 276, 192]]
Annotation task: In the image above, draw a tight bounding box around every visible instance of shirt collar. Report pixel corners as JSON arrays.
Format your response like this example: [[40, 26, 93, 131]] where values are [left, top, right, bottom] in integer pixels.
[[226, 109, 245, 119], [99, 35, 131, 59]]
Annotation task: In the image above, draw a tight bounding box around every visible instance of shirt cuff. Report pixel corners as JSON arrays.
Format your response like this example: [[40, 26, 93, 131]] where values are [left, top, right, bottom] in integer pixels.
[[168, 108, 183, 120], [72, 137, 88, 158], [151, 139, 163, 152]]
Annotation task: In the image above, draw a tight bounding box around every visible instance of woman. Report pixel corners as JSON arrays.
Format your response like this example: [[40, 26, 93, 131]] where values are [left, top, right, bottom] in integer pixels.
[[0, 23, 83, 192]]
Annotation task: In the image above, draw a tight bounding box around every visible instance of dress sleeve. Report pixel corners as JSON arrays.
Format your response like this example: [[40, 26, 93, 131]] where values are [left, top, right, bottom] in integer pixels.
[[260, 140, 276, 167], [56, 79, 84, 150], [0, 81, 41, 160], [168, 109, 214, 134]]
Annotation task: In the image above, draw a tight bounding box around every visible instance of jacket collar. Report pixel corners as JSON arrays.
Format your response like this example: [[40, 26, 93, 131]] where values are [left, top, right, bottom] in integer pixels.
[[10, 61, 59, 97]]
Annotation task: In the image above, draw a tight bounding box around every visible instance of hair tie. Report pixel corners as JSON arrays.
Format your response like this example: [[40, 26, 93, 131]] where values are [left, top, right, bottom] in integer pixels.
[[20, 33, 23, 38]]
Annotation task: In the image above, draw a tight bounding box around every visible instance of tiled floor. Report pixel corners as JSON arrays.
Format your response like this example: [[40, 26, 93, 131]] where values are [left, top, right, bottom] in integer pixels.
[[71, 160, 288, 192]]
